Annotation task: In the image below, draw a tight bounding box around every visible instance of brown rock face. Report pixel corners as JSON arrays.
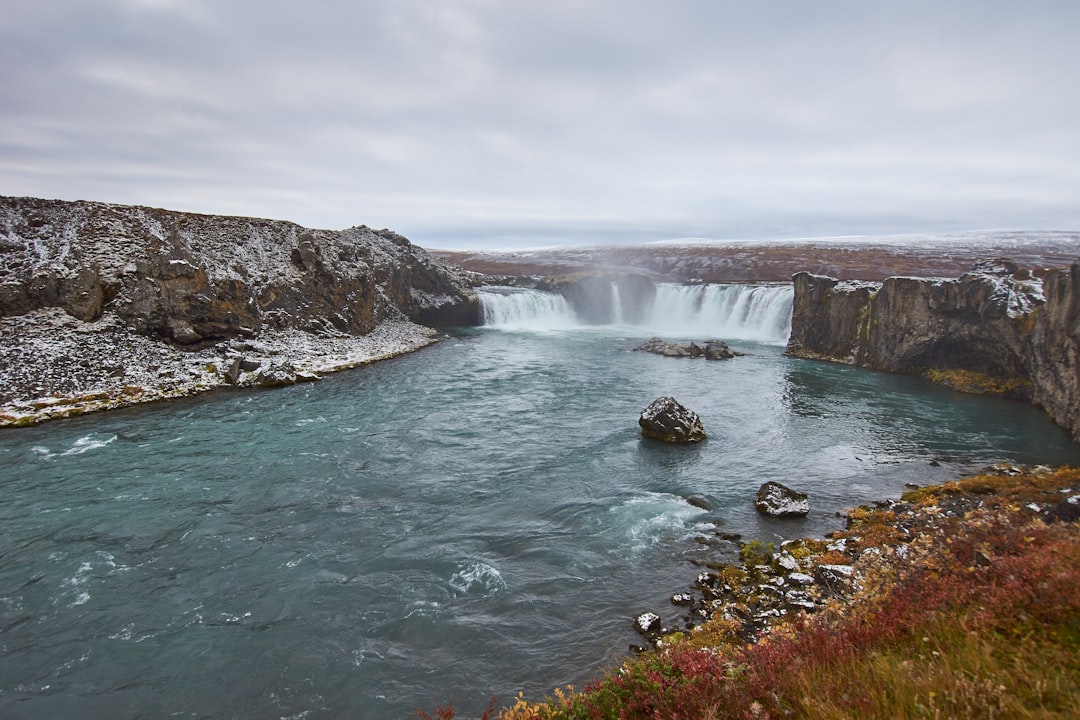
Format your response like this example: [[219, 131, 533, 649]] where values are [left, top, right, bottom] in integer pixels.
[[787, 260, 1080, 442], [0, 197, 480, 342], [1028, 264, 1080, 441]]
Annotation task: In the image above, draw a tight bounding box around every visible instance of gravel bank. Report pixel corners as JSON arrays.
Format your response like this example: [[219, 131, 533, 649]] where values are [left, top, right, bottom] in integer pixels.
[[0, 309, 439, 427]]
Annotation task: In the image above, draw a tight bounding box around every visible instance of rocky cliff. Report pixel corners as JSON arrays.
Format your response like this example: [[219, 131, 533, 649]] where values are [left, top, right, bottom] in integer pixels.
[[787, 260, 1080, 441], [0, 196, 479, 338], [0, 196, 479, 425]]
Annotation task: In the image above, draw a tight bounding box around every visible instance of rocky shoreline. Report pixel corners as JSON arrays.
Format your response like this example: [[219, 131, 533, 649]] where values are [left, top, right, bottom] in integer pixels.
[[633, 463, 1080, 653], [0, 196, 481, 427], [434, 465, 1080, 718], [0, 307, 441, 427]]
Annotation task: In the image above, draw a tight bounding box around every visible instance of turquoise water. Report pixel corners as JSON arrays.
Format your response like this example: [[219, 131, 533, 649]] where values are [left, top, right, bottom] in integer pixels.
[[2, 292, 1078, 719]]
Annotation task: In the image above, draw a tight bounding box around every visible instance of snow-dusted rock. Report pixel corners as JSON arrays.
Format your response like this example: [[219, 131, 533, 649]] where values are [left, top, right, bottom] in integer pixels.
[[754, 481, 810, 518], [0, 196, 475, 425], [639, 396, 707, 443], [814, 564, 858, 596], [633, 612, 662, 636], [634, 338, 738, 360]]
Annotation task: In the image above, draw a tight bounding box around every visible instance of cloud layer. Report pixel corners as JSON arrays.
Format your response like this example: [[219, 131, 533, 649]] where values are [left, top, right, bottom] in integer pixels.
[[2, 1, 1078, 248]]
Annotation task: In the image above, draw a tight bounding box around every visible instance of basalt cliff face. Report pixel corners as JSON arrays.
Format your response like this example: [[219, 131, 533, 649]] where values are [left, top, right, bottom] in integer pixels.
[[0, 196, 479, 425], [0, 196, 479, 339], [787, 260, 1080, 441]]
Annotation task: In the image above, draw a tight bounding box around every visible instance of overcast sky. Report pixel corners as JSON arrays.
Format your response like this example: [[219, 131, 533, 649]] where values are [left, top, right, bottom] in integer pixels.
[[2, 1, 1078, 249]]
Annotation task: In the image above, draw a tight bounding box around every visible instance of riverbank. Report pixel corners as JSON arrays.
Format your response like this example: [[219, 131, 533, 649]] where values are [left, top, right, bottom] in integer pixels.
[[0, 308, 440, 427], [438, 465, 1080, 719]]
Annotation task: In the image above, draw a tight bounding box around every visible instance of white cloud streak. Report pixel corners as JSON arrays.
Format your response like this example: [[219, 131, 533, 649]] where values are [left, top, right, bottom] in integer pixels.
[[1, 0, 1078, 248]]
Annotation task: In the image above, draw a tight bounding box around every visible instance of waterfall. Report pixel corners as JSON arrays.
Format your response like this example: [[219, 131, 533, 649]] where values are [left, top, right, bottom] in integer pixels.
[[477, 283, 793, 343], [646, 284, 793, 343], [478, 287, 579, 330], [610, 282, 625, 325]]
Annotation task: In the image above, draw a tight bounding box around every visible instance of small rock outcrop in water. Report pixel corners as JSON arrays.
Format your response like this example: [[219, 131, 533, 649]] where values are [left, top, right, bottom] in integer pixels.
[[787, 258, 1080, 443], [754, 481, 811, 517], [0, 196, 481, 425], [639, 397, 707, 443], [634, 337, 739, 360], [685, 495, 714, 511]]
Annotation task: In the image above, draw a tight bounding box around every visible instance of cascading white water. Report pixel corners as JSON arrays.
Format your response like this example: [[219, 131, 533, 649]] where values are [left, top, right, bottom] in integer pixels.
[[479, 286, 579, 330], [646, 284, 793, 343], [477, 283, 794, 343], [610, 282, 625, 325]]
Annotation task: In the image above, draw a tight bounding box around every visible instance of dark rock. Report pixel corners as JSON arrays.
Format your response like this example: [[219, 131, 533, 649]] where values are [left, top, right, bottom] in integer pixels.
[[754, 481, 810, 517], [1046, 496, 1080, 523], [696, 571, 720, 589], [639, 396, 707, 443], [223, 357, 243, 385], [704, 340, 736, 360], [0, 196, 480, 336], [633, 611, 662, 636], [813, 564, 857, 596], [253, 362, 298, 388], [670, 593, 695, 606], [787, 260, 1080, 443], [634, 337, 738, 360], [685, 495, 713, 511]]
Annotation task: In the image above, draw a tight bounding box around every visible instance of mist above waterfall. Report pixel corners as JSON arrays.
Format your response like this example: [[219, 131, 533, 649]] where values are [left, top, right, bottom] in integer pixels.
[[478, 283, 794, 344]]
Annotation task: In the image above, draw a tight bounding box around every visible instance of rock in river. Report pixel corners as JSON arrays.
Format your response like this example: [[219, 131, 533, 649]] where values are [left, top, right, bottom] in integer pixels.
[[634, 337, 738, 360], [755, 481, 810, 517], [639, 397, 707, 443]]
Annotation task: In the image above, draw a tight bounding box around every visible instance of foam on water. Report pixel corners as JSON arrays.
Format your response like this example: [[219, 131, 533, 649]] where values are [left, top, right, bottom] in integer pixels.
[[31, 432, 116, 460], [449, 560, 507, 596], [605, 493, 711, 555]]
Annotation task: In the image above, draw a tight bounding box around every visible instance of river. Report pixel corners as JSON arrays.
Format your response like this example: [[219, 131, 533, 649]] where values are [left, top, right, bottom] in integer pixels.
[[2, 284, 1077, 719]]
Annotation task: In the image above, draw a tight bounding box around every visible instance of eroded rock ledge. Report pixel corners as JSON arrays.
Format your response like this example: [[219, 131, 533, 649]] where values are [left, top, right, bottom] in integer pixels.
[[0, 196, 481, 425], [786, 259, 1080, 442]]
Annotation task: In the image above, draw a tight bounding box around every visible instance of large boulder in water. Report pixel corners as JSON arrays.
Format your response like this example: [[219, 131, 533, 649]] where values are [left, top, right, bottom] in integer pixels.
[[639, 397, 707, 443], [755, 481, 810, 517]]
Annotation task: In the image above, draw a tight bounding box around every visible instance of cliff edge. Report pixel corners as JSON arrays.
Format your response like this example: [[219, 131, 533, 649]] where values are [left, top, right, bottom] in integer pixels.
[[787, 259, 1080, 442], [0, 196, 480, 425]]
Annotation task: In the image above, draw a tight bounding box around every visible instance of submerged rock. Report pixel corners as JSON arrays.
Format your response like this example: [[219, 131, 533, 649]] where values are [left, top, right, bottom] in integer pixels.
[[685, 495, 714, 511], [639, 397, 707, 443], [755, 481, 810, 517]]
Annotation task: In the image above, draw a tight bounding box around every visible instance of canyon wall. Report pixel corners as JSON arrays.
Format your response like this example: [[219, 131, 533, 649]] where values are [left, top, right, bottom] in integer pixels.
[[787, 260, 1080, 441], [0, 196, 480, 342]]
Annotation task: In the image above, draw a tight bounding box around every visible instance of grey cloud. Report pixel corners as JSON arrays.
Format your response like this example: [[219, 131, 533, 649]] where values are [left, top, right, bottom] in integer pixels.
[[1, 1, 1078, 248]]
